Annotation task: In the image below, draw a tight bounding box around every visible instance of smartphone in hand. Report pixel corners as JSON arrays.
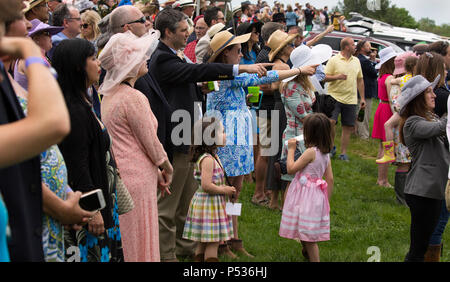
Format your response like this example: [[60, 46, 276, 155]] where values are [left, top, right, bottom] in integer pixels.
[[79, 189, 106, 212]]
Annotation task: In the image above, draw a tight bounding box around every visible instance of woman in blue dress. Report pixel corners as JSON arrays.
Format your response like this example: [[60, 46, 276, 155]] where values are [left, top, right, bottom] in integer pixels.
[[206, 30, 318, 257]]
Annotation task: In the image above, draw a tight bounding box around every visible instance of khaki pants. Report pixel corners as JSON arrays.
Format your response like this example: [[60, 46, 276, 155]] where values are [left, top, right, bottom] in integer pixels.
[[355, 98, 373, 139], [158, 152, 198, 260]]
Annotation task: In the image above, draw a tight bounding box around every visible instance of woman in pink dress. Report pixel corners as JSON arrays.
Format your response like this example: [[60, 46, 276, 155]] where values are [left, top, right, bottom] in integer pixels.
[[99, 31, 173, 262], [372, 47, 397, 188]]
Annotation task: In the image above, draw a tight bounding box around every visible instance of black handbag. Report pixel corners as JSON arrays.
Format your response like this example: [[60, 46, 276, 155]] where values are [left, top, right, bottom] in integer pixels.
[[313, 92, 336, 118], [277, 147, 303, 175]]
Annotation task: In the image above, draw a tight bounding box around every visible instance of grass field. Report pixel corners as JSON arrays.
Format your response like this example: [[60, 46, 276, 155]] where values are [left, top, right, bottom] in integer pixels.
[[218, 99, 450, 262]]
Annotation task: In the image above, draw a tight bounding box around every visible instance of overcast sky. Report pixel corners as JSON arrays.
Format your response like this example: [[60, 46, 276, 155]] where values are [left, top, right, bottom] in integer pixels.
[[227, 0, 450, 26]]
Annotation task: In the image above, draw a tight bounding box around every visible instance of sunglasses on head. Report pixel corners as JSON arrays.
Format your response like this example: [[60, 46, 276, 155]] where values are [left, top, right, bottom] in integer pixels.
[[121, 16, 146, 27]]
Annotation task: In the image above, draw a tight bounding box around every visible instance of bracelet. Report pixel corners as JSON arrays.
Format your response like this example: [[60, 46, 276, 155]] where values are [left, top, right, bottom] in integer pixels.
[[24, 56, 58, 79], [24, 56, 49, 69], [297, 67, 302, 75]]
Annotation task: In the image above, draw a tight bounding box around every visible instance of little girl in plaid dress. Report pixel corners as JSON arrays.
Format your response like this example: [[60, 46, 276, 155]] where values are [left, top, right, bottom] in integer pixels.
[[279, 113, 334, 262], [183, 117, 236, 262]]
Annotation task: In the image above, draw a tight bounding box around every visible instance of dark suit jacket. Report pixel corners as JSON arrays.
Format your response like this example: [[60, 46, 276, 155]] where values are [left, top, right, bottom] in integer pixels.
[[135, 71, 174, 161], [0, 62, 43, 262], [148, 41, 234, 155], [358, 54, 378, 99]]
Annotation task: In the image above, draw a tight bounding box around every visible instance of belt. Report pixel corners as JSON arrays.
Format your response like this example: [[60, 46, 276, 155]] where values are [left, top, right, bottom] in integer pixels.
[[380, 100, 389, 104]]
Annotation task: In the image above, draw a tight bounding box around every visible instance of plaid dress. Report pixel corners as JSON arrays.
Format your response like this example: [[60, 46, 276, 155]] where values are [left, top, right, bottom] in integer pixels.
[[182, 153, 234, 242]]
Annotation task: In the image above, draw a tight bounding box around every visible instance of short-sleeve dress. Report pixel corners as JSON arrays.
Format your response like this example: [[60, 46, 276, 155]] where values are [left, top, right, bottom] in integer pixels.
[[182, 153, 234, 242], [279, 147, 331, 242], [206, 71, 279, 177], [280, 81, 314, 181]]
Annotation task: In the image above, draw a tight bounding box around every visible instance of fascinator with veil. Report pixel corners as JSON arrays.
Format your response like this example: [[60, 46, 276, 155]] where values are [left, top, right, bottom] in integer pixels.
[[98, 30, 160, 96]]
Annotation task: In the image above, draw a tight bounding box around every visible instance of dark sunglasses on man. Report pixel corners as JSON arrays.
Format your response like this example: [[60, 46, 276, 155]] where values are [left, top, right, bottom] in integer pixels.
[[121, 16, 146, 27]]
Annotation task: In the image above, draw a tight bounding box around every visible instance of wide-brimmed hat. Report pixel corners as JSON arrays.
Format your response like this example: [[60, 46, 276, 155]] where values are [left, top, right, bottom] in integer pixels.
[[267, 30, 298, 62], [283, 44, 332, 83], [98, 30, 160, 96], [208, 22, 226, 38], [75, 0, 95, 13], [393, 51, 417, 76], [397, 74, 441, 115], [235, 21, 263, 36], [232, 6, 242, 15], [23, 0, 48, 13], [208, 30, 251, 62], [28, 19, 64, 37], [173, 0, 196, 8], [375, 46, 397, 69]]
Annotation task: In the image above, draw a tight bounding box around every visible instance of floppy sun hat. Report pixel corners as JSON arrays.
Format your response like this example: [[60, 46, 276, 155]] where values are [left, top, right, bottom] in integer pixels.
[[282, 44, 332, 83], [98, 30, 160, 96], [375, 46, 397, 70], [267, 30, 298, 62], [397, 74, 441, 115], [28, 19, 64, 37], [208, 30, 251, 62]]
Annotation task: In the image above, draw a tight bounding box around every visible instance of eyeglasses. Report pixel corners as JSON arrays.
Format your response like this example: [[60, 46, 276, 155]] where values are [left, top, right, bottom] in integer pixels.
[[217, 17, 225, 22], [81, 23, 90, 29], [121, 16, 146, 27], [66, 17, 81, 21]]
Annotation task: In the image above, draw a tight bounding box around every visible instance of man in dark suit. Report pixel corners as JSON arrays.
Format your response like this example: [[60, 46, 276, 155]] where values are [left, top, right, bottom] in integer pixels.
[[151, 7, 268, 262], [355, 40, 378, 139]]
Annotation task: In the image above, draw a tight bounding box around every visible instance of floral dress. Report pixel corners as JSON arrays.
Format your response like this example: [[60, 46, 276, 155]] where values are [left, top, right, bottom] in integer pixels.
[[280, 81, 315, 181], [64, 128, 123, 262], [206, 71, 279, 177], [389, 74, 412, 164], [18, 96, 69, 262]]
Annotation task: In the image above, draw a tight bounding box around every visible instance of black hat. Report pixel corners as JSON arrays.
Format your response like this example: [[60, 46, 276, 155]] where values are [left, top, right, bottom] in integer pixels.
[[272, 12, 286, 23], [235, 21, 263, 36]]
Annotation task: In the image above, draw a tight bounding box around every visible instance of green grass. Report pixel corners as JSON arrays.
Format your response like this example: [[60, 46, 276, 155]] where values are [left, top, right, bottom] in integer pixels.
[[216, 100, 450, 262]]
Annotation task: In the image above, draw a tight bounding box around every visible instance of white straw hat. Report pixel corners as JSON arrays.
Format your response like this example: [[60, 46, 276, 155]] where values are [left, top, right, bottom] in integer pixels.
[[282, 44, 332, 83], [375, 46, 397, 70]]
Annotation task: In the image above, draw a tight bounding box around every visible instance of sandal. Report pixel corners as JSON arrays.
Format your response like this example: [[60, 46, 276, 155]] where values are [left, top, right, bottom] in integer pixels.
[[251, 197, 269, 207]]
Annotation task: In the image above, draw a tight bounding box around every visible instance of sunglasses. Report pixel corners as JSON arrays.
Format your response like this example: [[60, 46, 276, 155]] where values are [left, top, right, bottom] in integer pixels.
[[121, 16, 146, 27], [81, 23, 90, 29], [145, 16, 153, 22]]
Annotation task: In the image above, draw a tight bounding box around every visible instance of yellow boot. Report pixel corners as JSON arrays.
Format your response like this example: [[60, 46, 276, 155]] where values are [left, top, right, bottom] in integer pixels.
[[376, 140, 396, 164]]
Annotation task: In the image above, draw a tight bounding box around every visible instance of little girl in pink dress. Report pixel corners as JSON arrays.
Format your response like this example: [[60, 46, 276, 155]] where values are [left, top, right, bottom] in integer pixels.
[[279, 113, 334, 262]]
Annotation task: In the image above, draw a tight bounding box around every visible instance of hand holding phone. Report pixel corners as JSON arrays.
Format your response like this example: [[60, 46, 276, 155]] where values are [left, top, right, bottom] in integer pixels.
[[79, 189, 106, 212]]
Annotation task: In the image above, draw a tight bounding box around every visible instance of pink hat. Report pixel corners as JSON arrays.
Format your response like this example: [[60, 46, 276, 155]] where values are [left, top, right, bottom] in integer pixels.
[[393, 51, 417, 76], [98, 30, 160, 96]]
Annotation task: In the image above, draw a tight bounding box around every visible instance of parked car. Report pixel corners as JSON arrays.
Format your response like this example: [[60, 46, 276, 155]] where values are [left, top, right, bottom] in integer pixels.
[[345, 12, 445, 51], [304, 30, 405, 57]]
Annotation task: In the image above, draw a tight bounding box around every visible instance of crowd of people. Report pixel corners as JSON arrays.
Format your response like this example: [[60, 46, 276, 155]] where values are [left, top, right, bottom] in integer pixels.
[[0, 0, 449, 263]]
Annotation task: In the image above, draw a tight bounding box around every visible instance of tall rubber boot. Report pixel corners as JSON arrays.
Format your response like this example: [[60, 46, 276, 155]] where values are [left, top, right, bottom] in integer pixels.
[[394, 171, 408, 206], [376, 140, 396, 164]]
